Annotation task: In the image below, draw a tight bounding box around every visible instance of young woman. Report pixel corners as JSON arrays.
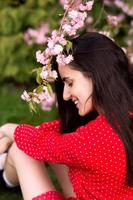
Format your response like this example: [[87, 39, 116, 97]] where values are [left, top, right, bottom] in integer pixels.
[[0, 32, 133, 200]]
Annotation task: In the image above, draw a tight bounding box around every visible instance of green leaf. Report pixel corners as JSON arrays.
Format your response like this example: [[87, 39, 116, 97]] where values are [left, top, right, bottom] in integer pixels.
[[92, 0, 104, 28], [31, 67, 42, 74], [36, 68, 42, 84], [66, 41, 72, 53], [35, 85, 44, 93], [47, 83, 53, 95], [29, 101, 37, 113]]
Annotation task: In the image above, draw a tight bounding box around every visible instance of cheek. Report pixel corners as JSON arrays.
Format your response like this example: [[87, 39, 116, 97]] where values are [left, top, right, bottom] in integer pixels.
[[84, 80, 93, 96], [83, 86, 93, 102], [84, 97, 94, 114]]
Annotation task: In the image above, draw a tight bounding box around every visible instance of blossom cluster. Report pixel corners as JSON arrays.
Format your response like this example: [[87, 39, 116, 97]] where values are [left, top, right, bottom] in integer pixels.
[[21, 0, 94, 112], [114, 0, 133, 17], [36, 0, 94, 67], [22, 0, 133, 112], [24, 23, 50, 45], [107, 14, 124, 27], [21, 85, 55, 112], [82, 0, 133, 66], [104, 0, 133, 65]]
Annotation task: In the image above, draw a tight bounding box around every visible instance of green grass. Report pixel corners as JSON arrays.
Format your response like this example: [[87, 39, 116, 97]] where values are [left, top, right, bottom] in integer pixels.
[[0, 186, 22, 200], [0, 83, 60, 199]]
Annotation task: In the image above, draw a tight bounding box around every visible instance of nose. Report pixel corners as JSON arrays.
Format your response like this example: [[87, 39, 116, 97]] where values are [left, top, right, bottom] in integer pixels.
[[63, 86, 71, 101]]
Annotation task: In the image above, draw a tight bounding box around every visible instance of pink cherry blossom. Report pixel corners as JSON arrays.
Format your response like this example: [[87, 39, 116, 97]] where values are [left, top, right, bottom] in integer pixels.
[[62, 10, 87, 36], [40, 93, 56, 111], [128, 8, 133, 17], [31, 86, 53, 104], [40, 71, 49, 80], [62, 24, 72, 34], [24, 23, 49, 45], [114, 0, 133, 17], [21, 91, 31, 102], [68, 10, 79, 19], [114, 0, 124, 9], [53, 44, 63, 55], [65, 55, 74, 64], [56, 54, 66, 65], [69, 11, 87, 24], [104, 0, 113, 6], [59, 0, 69, 10], [51, 30, 58, 39], [122, 4, 129, 13], [36, 50, 50, 65], [49, 70, 58, 79], [40, 69, 58, 81], [56, 54, 73, 65], [36, 50, 44, 63], [32, 96, 40, 104], [45, 48, 51, 57], [36, 23, 49, 44], [79, 0, 94, 11], [60, 0, 81, 10], [38, 91, 48, 101], [47, 38, 55, 49], [107, 15, 120, 26], [58, 34, 67, 45]]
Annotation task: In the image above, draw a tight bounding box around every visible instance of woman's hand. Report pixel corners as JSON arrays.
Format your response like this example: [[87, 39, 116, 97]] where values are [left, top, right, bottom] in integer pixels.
[[0, 123, 18, 153], [0, 123, 18, 141], [0, 136, 12, 154]]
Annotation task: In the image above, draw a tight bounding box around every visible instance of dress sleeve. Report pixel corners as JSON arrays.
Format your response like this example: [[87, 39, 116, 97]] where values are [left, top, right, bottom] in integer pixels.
[[14, 120, 60, 160], [14, 116, 107, 167]]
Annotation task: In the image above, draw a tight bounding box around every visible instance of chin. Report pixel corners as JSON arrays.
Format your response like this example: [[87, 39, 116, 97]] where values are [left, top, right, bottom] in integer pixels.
[[78, 110, 86, 116], [78, 109, 91, 116], [79, 113, 84, 116]]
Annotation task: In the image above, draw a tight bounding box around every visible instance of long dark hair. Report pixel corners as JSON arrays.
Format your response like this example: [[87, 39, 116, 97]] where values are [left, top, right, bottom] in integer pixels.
[[52, 32, 133, 185]]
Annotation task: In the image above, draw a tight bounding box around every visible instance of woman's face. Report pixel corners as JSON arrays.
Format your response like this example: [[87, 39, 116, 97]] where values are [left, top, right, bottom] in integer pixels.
[[58, 64, 94, 116]]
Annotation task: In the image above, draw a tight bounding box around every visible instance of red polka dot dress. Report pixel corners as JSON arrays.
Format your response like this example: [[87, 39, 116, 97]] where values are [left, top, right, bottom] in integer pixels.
[[14, 115, 133, 200]]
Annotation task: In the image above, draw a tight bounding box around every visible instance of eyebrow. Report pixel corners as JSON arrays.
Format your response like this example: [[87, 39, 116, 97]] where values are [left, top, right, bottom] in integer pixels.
[[62, 77, 71, 82]]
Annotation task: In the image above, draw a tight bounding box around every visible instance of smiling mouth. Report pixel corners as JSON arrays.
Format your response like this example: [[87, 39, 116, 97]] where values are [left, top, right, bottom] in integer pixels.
[[74, 100, 78, 105], [72, 99, 79, 108]]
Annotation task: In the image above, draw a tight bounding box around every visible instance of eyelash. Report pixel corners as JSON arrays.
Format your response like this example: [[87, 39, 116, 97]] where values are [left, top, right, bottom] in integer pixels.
[[68, 82, 73, 87], [65, 82, 73, 87]]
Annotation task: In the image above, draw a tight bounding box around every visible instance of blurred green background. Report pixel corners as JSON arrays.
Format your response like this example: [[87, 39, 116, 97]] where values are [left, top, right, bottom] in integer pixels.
[[0, 0, 62, 199], [0, 0, 133, 199]]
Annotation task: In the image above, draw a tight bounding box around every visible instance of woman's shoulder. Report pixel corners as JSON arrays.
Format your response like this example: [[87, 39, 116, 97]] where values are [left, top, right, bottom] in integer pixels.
[[77, 114, 117, 138], [78, 114, 109, 130], [77, 114, 125, 149]]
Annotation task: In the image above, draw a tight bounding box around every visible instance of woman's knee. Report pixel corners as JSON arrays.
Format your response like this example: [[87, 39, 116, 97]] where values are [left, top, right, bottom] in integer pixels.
[[7, 142, 27, 168], [8, 143, 19, 161]]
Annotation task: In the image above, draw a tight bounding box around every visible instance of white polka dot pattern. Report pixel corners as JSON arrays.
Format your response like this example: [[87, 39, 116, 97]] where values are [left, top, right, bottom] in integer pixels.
[[14, 115, 133, 200]]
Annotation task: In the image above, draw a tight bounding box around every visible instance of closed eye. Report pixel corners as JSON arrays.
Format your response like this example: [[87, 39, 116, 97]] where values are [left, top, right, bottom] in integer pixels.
[[62, 77, 73, 87], [66, 81, 73, 87]]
